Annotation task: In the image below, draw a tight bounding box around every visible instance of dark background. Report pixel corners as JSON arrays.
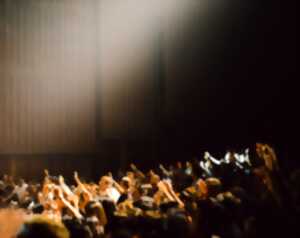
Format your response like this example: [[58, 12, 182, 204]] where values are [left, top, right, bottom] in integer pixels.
[[159, 0, 299, 172], [0, 0, 298, 179], [161, 1, 298, 169]]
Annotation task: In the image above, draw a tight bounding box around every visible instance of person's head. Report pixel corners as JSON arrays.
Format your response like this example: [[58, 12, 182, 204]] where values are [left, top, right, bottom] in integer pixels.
[[27, 184, 38, 197], [63, 219, 92, 238], [176, 161, 182, 169], [88, 184, 98, 196], [16, 216, 69, 238], [18, 179, 25, 186], [3, 174, 9, 183], [99, 176, 112, 191], [32, 204, 44, 214], [205, 177, 222, 196], [79, 191, 91, 203], [4, 184, 14, 196], [126, 172, 135, 181], [120, 177, 131, 190], [149, 172, 160, 186], [63, 219, 93, 238]]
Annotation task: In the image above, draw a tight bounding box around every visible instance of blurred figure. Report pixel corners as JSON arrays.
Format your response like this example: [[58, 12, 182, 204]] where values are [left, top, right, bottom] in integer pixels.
[[16, 215, 69, 238]]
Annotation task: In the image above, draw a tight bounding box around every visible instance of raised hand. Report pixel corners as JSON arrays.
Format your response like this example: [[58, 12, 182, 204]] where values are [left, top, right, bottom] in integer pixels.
[[44, 169, 49, 177], [74, 171, 79, 181], [58, 175, 64, 184], [130, 163, 137, 171], [149, 170, 155, 176]]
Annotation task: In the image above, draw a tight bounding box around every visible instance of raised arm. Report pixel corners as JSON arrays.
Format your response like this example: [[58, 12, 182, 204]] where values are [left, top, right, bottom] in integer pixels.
[[57, 186, 83, 220], [130, 163, 146, 179], [110, 176, 125, 194], [59, 175, 74, 197], [157, 181, 175, 202], [205, 152, 222, 165], [159, 164, 172, 177], [164, 180, 185, 208], [74, 171, 92, 200]]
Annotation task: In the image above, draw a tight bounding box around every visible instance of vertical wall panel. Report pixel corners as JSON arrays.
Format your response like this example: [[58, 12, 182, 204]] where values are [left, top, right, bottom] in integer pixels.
[[99, 0, 158, 139], [0, 0, 97, 154]]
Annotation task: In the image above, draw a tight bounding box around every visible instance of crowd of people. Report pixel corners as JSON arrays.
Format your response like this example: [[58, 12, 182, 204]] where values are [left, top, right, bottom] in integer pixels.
[[0, 143, 299, 238]]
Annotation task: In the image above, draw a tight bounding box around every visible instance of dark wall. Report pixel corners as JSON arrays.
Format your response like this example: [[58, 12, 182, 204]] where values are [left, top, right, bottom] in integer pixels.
[[161, 0, 299, 169]]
